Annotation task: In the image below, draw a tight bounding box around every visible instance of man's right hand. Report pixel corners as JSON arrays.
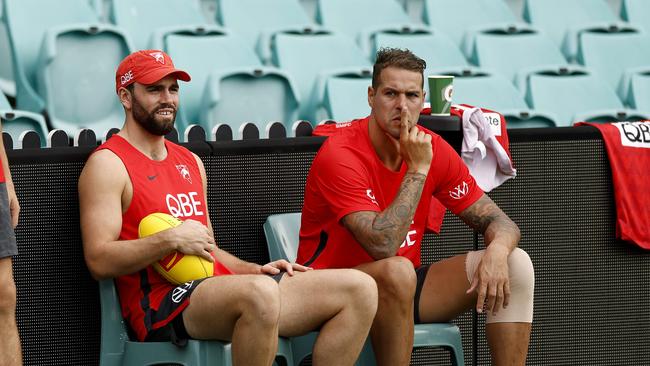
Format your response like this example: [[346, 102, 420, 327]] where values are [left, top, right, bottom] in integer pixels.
[[167, 219, 216, 262], [398, 106, 432, 176]]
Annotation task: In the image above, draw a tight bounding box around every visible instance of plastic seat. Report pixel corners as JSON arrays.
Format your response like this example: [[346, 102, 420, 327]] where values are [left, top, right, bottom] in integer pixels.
[[315, 0, 428, 54], [621, 0, 650, 32], [158, 29, 299, 135], [522, 0, 619, 61], [271, 31, 371, 122], [35, 24, 131, 138], [575, 26, 650, 103], [0, 92, 48, 144], [523, 66, 640, 126], [110, 0, 208, 50], [0, 1, 15, 97], [99, 279, 293, 366], [3, 0, 100, 113], [422, 0, 519, 48], [216, 0, 315, 63], [468, 25, 567, 82], [627, 71, 650, 111], [318, 72, 371, 122], [264, 212, 465, 366]]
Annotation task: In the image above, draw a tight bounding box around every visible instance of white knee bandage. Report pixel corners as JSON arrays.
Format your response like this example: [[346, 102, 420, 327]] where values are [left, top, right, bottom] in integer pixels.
[[465, 247, 534, 323]]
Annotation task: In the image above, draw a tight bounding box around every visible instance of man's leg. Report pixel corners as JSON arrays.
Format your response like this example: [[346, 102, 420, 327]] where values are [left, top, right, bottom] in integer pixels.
[[0, 257, 21, 366], [417, 249, 534, 366], [355, 256, 416, 366], [182, 274, 281, 366], [276, 269, 377, 366]]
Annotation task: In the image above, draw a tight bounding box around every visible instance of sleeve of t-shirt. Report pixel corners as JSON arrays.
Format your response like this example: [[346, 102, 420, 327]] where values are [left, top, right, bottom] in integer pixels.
[[431, 136, 484, 214], [311, 141, 381, 222]]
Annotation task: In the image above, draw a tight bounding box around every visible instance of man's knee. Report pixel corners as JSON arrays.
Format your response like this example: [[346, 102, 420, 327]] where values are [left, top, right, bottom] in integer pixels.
[[0, 279, 17, 316], [508, 248, 534, 295], [240, 276, 281, 324], [339, 270, 378, 311], [372, 257, 416, 301]]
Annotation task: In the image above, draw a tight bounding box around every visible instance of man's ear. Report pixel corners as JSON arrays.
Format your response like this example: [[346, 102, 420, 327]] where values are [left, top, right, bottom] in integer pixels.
[[118, 87, 132, 110], [367, 86, 375, 109]]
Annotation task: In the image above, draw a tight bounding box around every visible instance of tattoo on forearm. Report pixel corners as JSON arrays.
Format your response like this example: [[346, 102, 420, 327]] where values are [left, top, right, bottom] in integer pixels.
[[460, 195, 520, 243], [343, 172, 427, 259]]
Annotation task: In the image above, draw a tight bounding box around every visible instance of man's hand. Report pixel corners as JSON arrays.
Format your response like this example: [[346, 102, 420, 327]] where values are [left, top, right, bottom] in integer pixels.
[[166, 219, 216, 262], [6, 183, 19, 228], [398, 106, 432, 175], [260, 260, 312, 276], [466, 244, 511, 315]]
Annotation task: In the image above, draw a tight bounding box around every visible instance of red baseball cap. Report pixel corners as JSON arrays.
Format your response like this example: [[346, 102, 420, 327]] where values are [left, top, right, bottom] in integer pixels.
[[115, 50, 191, 94]]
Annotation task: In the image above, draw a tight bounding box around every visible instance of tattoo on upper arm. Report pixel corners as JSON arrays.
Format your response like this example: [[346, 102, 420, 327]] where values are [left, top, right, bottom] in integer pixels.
[[459, 195, 519, 238]]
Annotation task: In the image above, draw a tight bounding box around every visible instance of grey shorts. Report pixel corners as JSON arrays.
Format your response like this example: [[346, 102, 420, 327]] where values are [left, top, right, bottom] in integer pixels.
[[0, 183, 17, 259]]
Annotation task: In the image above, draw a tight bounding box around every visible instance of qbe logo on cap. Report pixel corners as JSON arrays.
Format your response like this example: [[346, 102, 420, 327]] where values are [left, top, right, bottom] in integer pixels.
[[615, 121, 650, 148], [120, 70, 134, 85]]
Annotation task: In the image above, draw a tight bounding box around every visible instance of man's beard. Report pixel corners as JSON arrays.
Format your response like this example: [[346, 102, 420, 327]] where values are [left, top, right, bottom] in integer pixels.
[[132, 95, 176, 136]]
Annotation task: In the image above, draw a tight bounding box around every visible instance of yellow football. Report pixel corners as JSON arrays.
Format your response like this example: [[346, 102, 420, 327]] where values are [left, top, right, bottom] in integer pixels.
[[138, 212, 213, 285]]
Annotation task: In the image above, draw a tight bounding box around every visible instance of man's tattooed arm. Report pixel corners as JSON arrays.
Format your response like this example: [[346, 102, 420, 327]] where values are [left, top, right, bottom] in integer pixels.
[[341, 172, 427, 259], [458, 194, 520, 247]]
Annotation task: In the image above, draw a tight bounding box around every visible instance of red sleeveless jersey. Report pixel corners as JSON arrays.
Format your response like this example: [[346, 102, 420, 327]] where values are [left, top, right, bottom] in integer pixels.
[[96, 135, 232, 341]]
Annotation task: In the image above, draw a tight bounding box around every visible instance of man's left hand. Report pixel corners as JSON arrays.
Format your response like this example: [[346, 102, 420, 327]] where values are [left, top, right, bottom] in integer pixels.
[[260, 260, 313, 276], [466, 244, 511, 315]]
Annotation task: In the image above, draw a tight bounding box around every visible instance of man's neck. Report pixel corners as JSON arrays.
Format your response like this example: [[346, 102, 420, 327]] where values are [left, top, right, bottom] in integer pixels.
[[368, 115, 403, 172], [118, 119, 168, 161]]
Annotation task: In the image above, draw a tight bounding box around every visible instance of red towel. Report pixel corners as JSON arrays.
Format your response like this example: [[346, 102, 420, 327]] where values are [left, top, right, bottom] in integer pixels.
[[575, 121, 650, 249]]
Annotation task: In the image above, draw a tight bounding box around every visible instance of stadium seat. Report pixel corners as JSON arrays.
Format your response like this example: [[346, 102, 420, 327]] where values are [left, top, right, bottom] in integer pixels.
[[317, 72, 371, 122], [626, 71, 650, 111], [372, 30, 469, 94], [35, 25, 131, 138], [315, 0, 429, 54], [158, 29, 299, 135], [621, 0, 650, 32], [422, 0, 519, 48], [0, 1, 15, 98], [0, 92, 48, 144], [575, 25, 650, 104], [264, 212, 465, 366], [216, 0, 316, 63], [522, 66, 643, 126], [2, 0, 100, 113], [522, 0, 619, 62], [270, 30, 371, 122], [467, 25, 568, 82], [443, 68, 557, 128], [110, 0, 209, 50]]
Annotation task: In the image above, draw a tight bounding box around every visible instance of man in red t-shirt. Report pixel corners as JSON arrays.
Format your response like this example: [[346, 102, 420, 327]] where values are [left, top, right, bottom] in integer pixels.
[[79, 50, 377, 365], [299, 48, 534, 365]]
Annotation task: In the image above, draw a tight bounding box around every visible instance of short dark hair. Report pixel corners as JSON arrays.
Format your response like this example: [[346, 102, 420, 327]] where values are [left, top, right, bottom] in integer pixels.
[[372, 47, 426, 89]]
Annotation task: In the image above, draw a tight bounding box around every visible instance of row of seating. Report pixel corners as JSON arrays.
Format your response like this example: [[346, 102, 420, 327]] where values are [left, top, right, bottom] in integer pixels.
[[1, 0, 649, 140]]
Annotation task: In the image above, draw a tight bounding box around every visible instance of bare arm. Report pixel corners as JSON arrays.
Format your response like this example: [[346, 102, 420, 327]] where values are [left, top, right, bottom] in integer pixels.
[[79, 150, 215, 280], [342, 172, 427, 259], [0, 123, 19, 228], [457, 193, 520, 251]]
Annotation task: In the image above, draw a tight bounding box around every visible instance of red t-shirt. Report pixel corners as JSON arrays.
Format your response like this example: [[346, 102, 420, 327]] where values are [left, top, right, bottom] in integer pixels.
[[298, 117, 483, 269], [96, 135, 232, 341]]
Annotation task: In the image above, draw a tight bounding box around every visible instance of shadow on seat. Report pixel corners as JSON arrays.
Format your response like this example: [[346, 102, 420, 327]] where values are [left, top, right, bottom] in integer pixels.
[[263, 212, 465, 366]]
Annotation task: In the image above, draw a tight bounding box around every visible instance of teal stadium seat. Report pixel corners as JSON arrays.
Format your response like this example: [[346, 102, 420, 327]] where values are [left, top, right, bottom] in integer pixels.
[[445, 69, 557, 128], [264, 212, 466, 366], [315, 0, 430, 55], [372, 30, 469, 94], [0, 92, 48, 144], [99, 279, 294, 366], [216, 0, 316, 64], [467, 25, 568, 83], [271, 31, 371, 122], [422, 0, 519, 50], [0, 0, 15, 97], [522, 0, 619, 62], [2, 0, 99, 113], [157, 29, 300, 136], [318, 72, 372, 122], [35, 25, 131, 138], [626, 71, 650, 111], [621, 0, 650, 32], [575, 26, 650, 105], [523, 66, 650, 126], [110, 0, 209, 50]]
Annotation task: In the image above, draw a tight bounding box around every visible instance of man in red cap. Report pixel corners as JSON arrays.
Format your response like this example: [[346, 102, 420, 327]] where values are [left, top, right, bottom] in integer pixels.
[[79, 50, 378, 365]]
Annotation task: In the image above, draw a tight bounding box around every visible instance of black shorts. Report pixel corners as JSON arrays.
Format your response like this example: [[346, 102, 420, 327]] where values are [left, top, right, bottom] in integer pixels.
[[414, 264, 432, 324], [145, 272, 286, 345], [0, 183, 17, 259]]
